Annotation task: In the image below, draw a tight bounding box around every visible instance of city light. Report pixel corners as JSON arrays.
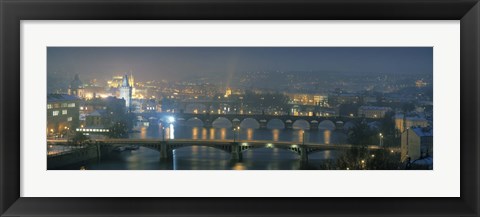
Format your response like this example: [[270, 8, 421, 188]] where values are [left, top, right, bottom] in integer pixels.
[[46, 47, 433, 171]]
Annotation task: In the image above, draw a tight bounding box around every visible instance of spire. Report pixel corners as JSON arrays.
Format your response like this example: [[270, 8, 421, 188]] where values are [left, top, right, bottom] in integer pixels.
[[122, 74, 129, 87], [129, 70, 134, 87]]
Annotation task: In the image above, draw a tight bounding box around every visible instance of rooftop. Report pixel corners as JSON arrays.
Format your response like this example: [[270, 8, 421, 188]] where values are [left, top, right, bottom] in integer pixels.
[[359, 106, 391, 111], [411, 126, 433, 137], [47, 94, 80, 102]]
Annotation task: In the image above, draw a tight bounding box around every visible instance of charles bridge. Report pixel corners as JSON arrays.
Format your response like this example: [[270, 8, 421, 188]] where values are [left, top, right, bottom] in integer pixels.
[[139, 112, 376, 130]]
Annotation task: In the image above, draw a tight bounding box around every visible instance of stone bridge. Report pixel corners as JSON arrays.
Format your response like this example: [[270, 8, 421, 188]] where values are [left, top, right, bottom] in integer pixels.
[[48, 139, 391, 163], [138, 113, 376, 130]]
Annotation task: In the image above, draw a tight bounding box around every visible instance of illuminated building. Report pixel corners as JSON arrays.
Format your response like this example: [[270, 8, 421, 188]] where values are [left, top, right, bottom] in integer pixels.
[[415, 79, 427, 88], [47, 94, 80, 137], [358, 106, 391, 118], [107, 75, 124, 88], [119, 74, 133, 110], [68, 74, 85, 98], [288, 93, 328, 106], [395, 114, 430, 132], [108, 73, 136, 97], [85, 110, 110, 127], [401, 126, 433, 162], [224, 87, 232, 97]]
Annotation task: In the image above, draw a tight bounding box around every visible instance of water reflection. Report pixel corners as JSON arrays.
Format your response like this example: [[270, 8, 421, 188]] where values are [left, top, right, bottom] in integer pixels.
[[192, 127, 198, 139], [324, 130, 331, 144], [247, 128, 254, 140], [272, 129, 279, 141], [220, 128, 226, 140], [60, 122, 348, 170], [169, 123, 174, 139], [202, 128, 207, 139], [209, 128, 215, 140]]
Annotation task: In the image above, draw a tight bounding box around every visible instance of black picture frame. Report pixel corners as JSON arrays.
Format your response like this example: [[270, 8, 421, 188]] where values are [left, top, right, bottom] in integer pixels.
[[1, 0, 479, 216]]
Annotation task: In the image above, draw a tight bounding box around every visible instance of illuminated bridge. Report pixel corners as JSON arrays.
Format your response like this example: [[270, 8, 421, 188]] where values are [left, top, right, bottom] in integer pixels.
[[47, 139, 395, 162], [138, 113, 377, 130]]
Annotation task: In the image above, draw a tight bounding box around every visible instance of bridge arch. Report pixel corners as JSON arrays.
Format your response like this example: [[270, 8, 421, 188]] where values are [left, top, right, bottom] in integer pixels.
[[318, 120, 336, 130], [240, 118, 260, 129], [212, 117, 233, 128], [368, 121, 381, 130], [267, 118, 285, 129], [343, 121, 356, 131], [185, 117, 204, 127], [293, 119, 310, 130]]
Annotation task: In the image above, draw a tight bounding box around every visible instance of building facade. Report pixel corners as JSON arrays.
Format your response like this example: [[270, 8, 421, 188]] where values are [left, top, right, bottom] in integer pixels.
[[358, 106, 392, 118], [395, 114, 430, 132], [401, 126, 433, 162], [47, 94, 80, 137], [68, 74, 85, 98]]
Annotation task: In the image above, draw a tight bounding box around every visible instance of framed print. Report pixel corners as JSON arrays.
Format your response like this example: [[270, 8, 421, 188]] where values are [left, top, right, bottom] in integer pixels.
[[1, 0, 479, 216]]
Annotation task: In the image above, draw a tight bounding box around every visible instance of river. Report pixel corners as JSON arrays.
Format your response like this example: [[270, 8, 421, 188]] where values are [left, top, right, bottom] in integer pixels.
[[56, 120, 349, 170]]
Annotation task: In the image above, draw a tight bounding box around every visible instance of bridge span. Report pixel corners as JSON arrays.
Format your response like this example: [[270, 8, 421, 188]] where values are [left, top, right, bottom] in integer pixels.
[[48, 139, 396, 162], [138, 112, 377, 130]]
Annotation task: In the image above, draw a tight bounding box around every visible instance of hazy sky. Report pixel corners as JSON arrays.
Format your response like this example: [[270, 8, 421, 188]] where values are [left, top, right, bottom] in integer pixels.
[[47, 47, 432, 81]]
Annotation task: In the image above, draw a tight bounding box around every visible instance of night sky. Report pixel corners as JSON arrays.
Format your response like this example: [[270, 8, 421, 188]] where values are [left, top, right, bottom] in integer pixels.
[[47, 47, 433, 81]]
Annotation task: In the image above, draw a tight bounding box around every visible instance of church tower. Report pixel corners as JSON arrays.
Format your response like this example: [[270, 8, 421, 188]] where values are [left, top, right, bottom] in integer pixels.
[[68, 74, 85, 98], [129, 71, 135, 97], [119, 74, 132, 110]]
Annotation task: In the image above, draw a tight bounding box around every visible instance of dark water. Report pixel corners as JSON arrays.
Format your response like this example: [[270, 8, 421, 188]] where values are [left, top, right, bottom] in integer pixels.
[[59, 120, 348, 170]]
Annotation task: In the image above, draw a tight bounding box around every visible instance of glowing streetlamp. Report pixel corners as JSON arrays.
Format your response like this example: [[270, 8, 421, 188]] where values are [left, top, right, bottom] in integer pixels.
[[233, 126, 240, 142], [161, 126, 165, 142], [301, 130, 305, 146], [379, 133, 384, 146]]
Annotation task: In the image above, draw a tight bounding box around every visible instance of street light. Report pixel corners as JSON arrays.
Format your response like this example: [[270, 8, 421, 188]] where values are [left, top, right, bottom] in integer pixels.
[[301, 129, 305, 146], [379, 133, 384, 146], [233, 126, 240, 142], [161, 126, 165, 142]]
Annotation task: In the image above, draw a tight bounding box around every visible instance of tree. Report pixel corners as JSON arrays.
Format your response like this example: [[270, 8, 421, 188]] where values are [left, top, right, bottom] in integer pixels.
[[378, 111, 400, 147], [108, 121, 129, 138], [347, 121, 376, 146], [336, 145, 369, 169], [69, 131, 89, 146], [401, 102, 416, 113], [336, 148, 402, 170], [338, 103, 361, 117]]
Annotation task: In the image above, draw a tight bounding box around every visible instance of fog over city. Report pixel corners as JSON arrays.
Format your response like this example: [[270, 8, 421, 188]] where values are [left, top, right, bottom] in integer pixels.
[[48, 47, 432, 89], [47, 47, 434, 170]]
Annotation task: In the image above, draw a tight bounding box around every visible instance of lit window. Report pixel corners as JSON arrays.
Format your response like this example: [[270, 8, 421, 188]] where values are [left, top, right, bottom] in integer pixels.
[[67, 117, 72, 122], [80, 106, 84, 110], [61, 103, 68, 108], [68, 103, 75, 108], [62, 110, 68, 115], [52, 111, 59, 116], [47, 104, 52, 109]]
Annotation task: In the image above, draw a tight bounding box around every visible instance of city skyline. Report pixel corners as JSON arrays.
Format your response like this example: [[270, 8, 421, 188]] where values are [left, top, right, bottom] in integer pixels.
[[47, 47, 433, 170], [48, 47, 433, 82]]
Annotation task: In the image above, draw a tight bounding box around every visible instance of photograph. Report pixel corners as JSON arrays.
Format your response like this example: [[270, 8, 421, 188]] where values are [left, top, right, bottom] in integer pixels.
[[46, 47, 433, 170]]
